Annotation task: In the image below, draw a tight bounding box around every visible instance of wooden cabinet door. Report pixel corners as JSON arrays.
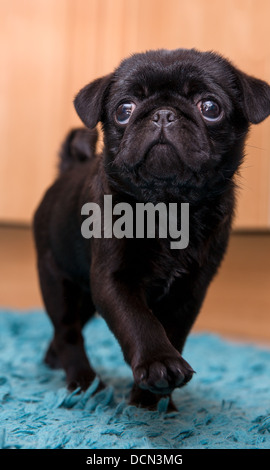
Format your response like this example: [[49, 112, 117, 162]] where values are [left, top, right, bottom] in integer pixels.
[[0, 0, 70, 224], [1, 0, 270, 228]]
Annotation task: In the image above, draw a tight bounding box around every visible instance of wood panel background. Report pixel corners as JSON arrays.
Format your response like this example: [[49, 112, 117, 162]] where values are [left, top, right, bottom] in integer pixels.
[[1, 0, 270, 227]]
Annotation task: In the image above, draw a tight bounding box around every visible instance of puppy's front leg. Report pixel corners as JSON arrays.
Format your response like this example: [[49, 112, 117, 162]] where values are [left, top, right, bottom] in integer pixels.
[[90, 256, 194, 397]]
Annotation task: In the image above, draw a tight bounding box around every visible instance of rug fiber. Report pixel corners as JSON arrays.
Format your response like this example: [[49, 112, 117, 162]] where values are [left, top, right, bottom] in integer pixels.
[[0, 310, 270, 449]]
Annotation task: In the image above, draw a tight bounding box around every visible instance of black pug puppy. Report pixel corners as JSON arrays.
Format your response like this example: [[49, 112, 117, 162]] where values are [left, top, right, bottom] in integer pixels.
[[34, 48, 270, 410]]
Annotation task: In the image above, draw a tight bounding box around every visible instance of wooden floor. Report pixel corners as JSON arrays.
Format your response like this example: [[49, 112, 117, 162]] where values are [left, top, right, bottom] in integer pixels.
[[0, 226, 269, 344]]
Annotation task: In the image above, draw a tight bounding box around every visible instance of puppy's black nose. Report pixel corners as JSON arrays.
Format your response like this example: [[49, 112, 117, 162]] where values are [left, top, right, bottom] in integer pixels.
[[152, 109, 176, 127]]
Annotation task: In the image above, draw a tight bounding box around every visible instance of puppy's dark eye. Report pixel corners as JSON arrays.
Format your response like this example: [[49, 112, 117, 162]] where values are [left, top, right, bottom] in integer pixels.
[[197, 99, 223, 123], [115, 102, 136, 125]]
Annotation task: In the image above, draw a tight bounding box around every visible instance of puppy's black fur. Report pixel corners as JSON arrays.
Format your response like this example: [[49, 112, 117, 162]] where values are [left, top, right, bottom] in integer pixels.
[[33, 48, 270, 410]]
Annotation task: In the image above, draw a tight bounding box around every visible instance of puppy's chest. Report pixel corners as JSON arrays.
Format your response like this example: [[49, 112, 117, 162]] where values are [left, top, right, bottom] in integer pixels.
[[137, 240, 190, 298]]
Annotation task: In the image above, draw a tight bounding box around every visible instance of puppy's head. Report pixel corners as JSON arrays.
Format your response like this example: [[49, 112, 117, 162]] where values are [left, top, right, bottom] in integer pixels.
[[74, 49, 270, 200]]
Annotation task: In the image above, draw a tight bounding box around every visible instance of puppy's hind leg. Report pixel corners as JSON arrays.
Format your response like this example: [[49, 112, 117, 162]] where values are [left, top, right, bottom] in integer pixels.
[[38, 251, 102, 392]]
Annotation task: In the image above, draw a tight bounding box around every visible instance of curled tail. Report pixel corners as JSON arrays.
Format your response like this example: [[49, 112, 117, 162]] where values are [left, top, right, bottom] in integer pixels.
[[59, 127, 98, 173]]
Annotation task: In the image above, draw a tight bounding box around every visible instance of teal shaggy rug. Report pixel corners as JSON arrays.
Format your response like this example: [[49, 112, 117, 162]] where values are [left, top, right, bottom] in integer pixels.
[[0, 310, 270, 449]]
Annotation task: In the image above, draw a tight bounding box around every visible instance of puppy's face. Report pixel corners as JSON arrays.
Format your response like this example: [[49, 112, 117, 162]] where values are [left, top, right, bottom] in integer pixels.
[[75, 49, 270, 199]]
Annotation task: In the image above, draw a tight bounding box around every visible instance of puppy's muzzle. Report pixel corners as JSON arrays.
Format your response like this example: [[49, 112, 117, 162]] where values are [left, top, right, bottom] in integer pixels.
[[152, 108, 176, 128]]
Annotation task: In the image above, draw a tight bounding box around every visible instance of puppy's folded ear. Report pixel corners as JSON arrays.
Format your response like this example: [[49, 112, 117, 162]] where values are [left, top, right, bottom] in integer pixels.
[[237, 71, 270, 124], [74, 74, 113, 128]]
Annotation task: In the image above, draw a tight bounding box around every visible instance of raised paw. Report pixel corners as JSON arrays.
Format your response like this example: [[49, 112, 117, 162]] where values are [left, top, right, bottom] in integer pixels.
[[133, 353, 194, 394]]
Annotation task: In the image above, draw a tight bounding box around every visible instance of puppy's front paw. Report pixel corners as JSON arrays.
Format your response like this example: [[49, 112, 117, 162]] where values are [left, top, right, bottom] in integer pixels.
[[133, 353, 194, 394], [67, 368, 105, 393]]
